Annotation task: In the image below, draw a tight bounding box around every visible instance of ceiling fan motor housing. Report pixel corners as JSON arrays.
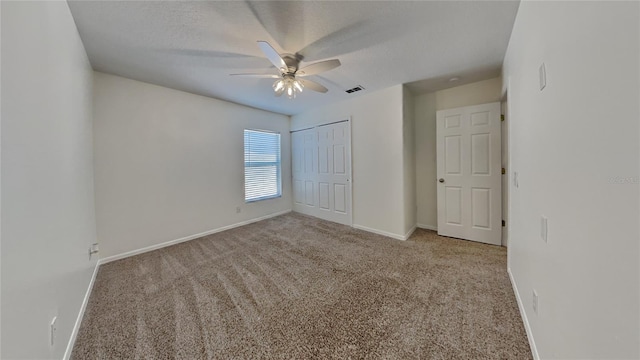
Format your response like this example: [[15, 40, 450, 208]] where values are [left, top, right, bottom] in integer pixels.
[[281, 54, 303, 74]]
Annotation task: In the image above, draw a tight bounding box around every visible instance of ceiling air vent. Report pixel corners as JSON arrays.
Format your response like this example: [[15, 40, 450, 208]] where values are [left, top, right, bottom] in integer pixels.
[[345, 85, 365, 94]]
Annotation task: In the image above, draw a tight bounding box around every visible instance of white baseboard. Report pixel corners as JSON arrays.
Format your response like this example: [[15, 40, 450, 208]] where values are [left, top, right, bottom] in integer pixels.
[[100, 210, 292, 264], [417, 223, 438, 231], [352, 224, 407, 241], [508, 268, 540, 360], [404, 225, 417, 240], [64, 260, 100, 360]]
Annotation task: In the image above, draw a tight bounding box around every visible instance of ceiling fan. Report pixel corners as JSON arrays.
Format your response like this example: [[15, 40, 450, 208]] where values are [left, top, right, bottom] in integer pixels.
[[230, 41, 341, 99]]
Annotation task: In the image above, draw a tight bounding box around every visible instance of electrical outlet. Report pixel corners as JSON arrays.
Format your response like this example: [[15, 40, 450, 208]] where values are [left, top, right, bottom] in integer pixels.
[[235, 206, 241, 214], [541, 216, 548, 243], [50, 316, 58, 346], [532, 290, 539, 314]]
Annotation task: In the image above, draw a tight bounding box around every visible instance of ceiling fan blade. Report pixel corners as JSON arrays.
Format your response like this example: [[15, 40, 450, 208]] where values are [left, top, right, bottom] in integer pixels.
[[297, 59, 341, 77], [257, 41, 287, 72], [229, 73, 280, 78], [300, 79, 328, 93]]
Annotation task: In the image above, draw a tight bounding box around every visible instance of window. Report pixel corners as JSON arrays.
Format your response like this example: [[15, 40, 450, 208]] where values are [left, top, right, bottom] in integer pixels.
[[244, 129, 281, 202]]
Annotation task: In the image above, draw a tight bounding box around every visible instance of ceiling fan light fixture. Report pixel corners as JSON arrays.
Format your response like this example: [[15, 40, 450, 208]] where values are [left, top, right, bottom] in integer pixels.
[[273, 79, 284, 92], [273, 75, 303, 99]]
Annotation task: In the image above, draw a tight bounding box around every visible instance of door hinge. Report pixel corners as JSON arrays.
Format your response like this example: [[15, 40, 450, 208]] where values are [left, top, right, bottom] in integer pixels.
[[502, 220, 506, 227], [501, 114, 505, 121], [502, 167, 506, 175]]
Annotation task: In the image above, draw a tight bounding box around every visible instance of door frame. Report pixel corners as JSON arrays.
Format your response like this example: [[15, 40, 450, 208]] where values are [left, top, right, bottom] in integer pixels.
[[502, 81, 514, 269], [501, 92, 510, 248]]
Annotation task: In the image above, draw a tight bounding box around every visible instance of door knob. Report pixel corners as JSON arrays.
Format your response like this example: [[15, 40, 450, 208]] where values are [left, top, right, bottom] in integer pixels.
[[439, 178, 445, 183]]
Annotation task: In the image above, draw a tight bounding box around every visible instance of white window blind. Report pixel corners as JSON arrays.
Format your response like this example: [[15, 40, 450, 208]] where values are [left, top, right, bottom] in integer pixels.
[[244, 129, 282, 202]]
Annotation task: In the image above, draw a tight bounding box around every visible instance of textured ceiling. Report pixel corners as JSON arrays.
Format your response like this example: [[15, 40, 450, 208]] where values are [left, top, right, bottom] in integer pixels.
[[68, 1, 520, 115]]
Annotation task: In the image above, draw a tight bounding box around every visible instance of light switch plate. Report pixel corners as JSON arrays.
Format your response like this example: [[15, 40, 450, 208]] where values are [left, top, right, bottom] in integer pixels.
[[50, 316, 58, 346], [539, 63, 546, 90], [541, 216, 548, 242]]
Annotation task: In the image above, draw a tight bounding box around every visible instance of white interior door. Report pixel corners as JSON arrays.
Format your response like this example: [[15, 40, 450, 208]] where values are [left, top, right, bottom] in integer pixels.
[[436, 102, 501, 245], [292, 120, 352, 225]]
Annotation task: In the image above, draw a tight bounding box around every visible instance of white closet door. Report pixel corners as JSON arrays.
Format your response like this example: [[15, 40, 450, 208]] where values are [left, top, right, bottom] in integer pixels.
[[292, 121, 352, 225]]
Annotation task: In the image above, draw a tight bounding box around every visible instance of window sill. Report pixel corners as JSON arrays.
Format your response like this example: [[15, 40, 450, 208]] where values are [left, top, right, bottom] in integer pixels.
[[245, 194, 282, 203]]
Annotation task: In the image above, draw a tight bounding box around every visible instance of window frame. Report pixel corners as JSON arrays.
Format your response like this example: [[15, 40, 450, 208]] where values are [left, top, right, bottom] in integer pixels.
[[243, 128, 282, 203]]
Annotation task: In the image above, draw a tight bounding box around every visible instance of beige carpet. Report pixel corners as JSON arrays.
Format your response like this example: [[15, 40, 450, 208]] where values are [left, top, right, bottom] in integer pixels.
[[72, 212, 531, 359]]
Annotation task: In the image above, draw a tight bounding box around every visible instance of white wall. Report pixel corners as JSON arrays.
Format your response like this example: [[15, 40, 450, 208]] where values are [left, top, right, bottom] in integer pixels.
[[414, 92, 437, 229], [1, 2, 97, 359], [503, 1, 639, 358], [402, 86, 417, 236], [414, 77, 502, 229], [93, 73, 292, 258], [291, 86, 407, 238], [0, 3, 3, 355], [435, 77, 502, 111]]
